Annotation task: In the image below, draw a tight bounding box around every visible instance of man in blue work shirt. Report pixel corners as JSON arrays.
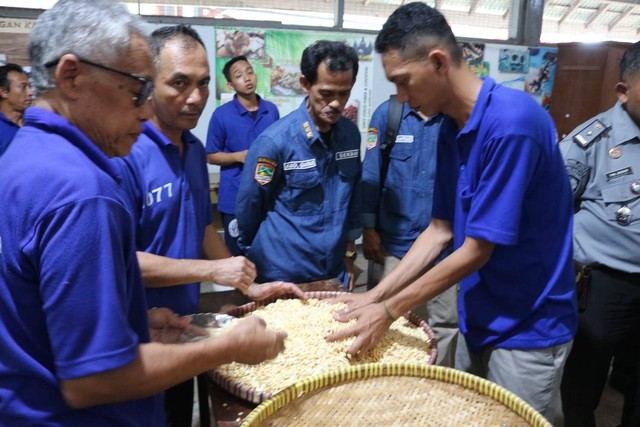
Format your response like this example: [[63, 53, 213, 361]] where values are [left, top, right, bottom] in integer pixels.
[[115, 25, 302, 425], [236, 40, 361, 288], [328, 3, 576, 421], [0, 63, 31, 156], [207, 55, 280, 256], [362, 99, 457, 366]]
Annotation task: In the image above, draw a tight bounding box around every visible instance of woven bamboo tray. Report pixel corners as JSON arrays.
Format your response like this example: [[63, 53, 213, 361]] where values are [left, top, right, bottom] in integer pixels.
[[208, 292, 437, 404], [241, 363, 552, 427]]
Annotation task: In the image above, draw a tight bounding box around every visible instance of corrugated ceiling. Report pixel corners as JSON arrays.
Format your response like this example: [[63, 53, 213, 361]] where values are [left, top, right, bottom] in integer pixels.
[[359, 0, 640, 31]]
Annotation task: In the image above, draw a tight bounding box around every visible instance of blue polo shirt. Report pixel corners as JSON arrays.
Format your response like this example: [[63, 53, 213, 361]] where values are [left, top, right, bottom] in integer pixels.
[[206, 95, 279, 214], [362, 100, 442, 257], [236, 99, 362, 283], [0, 111, 20, 156], [0, 108, 162, 426], [432, 77, 577, 352], [115, 121, 212, 316]]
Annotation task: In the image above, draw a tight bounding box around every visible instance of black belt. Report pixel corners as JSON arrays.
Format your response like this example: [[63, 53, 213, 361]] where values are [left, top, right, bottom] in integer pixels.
[[591, 264, 640, 283]]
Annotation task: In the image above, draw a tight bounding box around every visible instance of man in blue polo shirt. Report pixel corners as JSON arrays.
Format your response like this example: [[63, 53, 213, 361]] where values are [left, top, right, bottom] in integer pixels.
[[0, 1, 286, 426], [207, 55, 279, 256], [114, 25, 302, 426], [328, 3, 576, 421], [0, 63, 31, 156], [236, 40, 361, 288]]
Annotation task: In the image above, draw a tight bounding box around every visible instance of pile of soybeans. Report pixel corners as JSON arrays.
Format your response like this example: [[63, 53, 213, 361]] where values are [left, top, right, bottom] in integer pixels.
[[214, 298, 434, 397]]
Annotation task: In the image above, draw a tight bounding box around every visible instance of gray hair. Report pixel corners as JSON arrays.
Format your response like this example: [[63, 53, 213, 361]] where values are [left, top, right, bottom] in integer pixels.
[[29, 0, 150, 94]]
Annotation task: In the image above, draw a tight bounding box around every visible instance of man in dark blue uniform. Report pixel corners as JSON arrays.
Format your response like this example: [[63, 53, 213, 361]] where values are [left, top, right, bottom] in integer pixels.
[[362, 99, 458, 366], [236, 41, 362, 288]]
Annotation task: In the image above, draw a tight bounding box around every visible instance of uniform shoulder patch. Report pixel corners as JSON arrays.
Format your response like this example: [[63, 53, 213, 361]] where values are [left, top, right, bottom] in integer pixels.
[[366, 127, 378, 150], [573, 119, 608, 149], [565, 159, 590, 196], [254, 157, 278, 186]]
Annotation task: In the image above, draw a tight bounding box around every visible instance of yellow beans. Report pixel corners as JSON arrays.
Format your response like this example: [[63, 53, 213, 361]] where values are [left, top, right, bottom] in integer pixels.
[[215, 299, 433, 396]]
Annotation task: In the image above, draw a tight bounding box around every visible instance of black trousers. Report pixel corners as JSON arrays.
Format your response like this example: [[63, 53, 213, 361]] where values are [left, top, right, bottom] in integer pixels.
[[561, 267, 640, 427], [165, 377, 194, 427]]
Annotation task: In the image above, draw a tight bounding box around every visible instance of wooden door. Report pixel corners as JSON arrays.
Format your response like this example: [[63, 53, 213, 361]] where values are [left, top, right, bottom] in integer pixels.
[[550, 42, 630, 140]]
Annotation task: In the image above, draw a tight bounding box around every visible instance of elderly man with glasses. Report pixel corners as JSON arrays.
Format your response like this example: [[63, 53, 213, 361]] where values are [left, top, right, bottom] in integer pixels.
[[0, 1, 286, 425]]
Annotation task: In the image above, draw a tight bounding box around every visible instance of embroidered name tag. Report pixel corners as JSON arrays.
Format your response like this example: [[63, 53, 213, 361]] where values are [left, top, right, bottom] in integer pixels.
[[606, 167, 632, 181], [395, 135, 414, 143], [336, 149, 359, 160], [283, 159, 316, 171]]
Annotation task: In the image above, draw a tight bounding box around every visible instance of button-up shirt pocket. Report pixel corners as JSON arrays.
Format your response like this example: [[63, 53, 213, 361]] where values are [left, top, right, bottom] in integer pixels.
[[283, 169, 322, 215], [388, 147, 413, 183], [602, 179, 640, 225], [336, 157, 360, 206]]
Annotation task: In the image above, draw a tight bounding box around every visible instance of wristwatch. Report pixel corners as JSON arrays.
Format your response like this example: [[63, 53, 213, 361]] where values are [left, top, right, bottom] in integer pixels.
[[345, 250, 357, 261]]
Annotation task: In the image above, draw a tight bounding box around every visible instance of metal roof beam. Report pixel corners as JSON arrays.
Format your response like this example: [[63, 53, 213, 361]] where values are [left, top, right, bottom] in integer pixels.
[[469, 0, 481, 15], [511, 0, 543, 44], [334, 0, 344, 28], [585, 3, 609, 28], [558, 0, 582, 25], [598, 0, 640, 5], [608, 5, 635, 31]]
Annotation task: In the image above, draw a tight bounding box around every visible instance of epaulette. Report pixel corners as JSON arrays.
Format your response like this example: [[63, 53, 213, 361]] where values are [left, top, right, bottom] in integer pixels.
[[302, 121, 313, 140], [573, 119, 608, 149]]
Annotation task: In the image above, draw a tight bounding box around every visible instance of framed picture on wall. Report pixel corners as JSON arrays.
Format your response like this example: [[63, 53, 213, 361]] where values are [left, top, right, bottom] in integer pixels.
[[498, 48, 529, 73]]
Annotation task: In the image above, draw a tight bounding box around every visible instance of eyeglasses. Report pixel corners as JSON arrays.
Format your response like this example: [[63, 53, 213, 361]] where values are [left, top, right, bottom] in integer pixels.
[[45, 57, 153, 107]]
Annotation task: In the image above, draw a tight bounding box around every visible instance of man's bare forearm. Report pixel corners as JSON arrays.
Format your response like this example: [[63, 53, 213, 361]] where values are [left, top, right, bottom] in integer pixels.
[[371, 219, 452, 302], [386, 236, 494, 319]]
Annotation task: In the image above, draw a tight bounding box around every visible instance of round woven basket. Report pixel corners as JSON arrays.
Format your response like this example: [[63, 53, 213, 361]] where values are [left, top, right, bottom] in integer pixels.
[[241, 363, 552, 427], [209, 291, 437, 403]]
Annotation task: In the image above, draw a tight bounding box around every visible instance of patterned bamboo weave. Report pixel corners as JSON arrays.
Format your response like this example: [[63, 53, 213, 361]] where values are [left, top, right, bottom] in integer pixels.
[[241, 363, 552, 427]]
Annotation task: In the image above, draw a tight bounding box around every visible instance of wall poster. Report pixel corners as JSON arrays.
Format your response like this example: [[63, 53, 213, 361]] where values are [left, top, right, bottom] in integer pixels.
[[477, 43, 557, 111]]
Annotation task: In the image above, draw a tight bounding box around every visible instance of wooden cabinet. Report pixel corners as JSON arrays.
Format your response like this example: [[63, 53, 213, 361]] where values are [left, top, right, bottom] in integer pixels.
[[550, 42, 631, 140]]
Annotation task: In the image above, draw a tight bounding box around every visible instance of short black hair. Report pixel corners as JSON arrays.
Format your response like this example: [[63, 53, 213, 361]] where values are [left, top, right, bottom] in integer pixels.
[[0, 63, 26, 92], [300, 40, 358, 86], [620, 41, 640, 82], [375, 2, 462, 65], [150, 24, 205, 63], [222, 55, 249, 82]]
